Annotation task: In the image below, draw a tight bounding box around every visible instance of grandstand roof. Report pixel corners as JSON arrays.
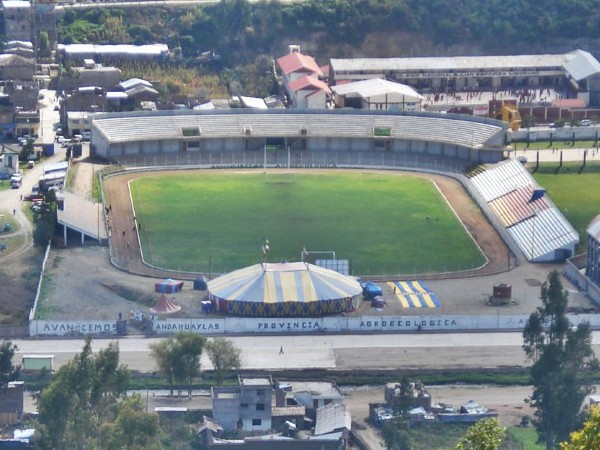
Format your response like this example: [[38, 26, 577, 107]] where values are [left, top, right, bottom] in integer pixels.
[[331, 53, 566, 73], [332, 78, 423, 100], [470, 158, 579, 262], [587, 214, 600, 240], [563, 49, 600, 81], [207, 261, 362, 304], [91, 109, 506, 149]]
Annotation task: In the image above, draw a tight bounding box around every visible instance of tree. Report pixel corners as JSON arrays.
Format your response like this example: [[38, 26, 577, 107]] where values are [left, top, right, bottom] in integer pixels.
[[150, 332, 206, 397], [38, 31, 50, 58], [99, 395, 161, 450], [0, 339, 20, 387], [561, 405, 600, 450], [35, 335, 158, 450], [522, 271, 598, 450], [32, 192, 57, 247], [205, 337, 242, 385], [382, 377, 414, 450], [455, 417, 506, 450], [522, 115, 536, 129], [18, 138, 34, 162]]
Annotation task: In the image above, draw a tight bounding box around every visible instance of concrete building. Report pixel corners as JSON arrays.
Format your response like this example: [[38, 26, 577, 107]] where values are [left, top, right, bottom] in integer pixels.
[[276, 381, 344, 421], [2, 1, 31, 43], [0, 54, 35, 80], [61, 60, 121, 91], [56, 43, 169, 64], [0, 381, 24, 425], [586, 214, 600, 287], [332, 78, 423, 111], [212, 376, 273, 432], [330, 50, 600, 107]]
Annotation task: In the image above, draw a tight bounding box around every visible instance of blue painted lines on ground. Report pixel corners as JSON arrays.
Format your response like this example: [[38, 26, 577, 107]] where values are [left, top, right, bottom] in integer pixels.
[[387, 280, 441, 308]]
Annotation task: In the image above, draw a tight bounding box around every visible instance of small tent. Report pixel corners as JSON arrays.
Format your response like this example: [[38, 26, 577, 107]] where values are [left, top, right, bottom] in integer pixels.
[[154, 278, 184, 293], [150, 295, 182, 314], [193, 277, 208, 291]]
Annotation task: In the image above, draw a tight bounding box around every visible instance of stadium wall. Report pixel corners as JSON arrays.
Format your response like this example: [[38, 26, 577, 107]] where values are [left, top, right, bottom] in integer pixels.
[[29, 313, 600, 336]]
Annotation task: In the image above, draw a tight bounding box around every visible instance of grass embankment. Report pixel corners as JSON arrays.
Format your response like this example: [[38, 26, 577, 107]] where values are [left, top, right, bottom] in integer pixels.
[[513, 140, 599, 150], [131, 172, 485, 275], [408, 423, 544, 449]]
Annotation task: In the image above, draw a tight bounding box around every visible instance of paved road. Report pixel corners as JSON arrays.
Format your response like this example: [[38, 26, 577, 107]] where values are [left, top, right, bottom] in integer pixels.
[[0, 90, 63, 262], [12, 331, 600, 373]]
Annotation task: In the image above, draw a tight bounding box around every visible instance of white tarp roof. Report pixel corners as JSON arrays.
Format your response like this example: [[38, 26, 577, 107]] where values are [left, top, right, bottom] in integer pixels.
[[563, 49, 600, 81], [332, 78, 423, 100]]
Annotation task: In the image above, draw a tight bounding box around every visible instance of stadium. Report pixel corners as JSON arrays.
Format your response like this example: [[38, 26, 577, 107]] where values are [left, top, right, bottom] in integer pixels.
[[88, 108, 578, 318]]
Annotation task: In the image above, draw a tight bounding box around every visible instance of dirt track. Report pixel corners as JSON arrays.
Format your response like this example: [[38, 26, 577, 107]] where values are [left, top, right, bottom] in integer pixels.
[[103, 168, 509, 279]]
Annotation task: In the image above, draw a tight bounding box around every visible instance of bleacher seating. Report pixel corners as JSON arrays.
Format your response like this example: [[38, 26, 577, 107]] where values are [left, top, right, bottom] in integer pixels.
[[93, 110, 504, 149], [470, 158, 578, 262]]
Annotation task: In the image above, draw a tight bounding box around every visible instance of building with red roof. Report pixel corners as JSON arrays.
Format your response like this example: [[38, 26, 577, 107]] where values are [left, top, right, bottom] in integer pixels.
[[276, 45, 330, 109]]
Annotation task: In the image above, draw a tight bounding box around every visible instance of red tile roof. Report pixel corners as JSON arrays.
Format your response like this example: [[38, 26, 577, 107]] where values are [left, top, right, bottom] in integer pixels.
[[288, 75, 331, 94], [553, 98, 586, 108], [277, 52, 323, 77]]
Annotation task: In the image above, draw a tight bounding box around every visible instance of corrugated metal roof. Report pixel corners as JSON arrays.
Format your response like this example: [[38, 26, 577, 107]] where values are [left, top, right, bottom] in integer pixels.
[[563, 50, 600, 81], [314, 403, 351, 436], [331, 53, 566, 72], [587, 214, 600, 240]]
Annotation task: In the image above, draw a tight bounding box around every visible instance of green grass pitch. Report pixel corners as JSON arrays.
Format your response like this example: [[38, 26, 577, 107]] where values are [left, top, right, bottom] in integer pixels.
[[533, 172, 600, 252], [130, 171, 486, 275]]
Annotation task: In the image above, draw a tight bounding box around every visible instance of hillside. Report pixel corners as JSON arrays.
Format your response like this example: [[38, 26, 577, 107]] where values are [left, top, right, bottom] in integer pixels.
[[56, 0, 600, 63]]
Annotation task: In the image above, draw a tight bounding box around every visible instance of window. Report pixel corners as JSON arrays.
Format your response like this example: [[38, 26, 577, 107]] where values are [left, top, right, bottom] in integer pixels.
[[240, 403, 248, 408], [252, 419, 262, 426], [256, 403, 265, 411], [256, 389, 265, 396]]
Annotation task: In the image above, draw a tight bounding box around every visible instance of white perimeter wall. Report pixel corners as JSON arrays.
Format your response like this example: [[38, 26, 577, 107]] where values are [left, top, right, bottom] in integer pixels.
[[29, 313, 600, 336]]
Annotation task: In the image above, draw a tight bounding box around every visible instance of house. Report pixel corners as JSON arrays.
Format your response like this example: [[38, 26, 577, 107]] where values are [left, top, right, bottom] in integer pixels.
[[61, 61, 122, 91], [3, 40, 34, 59], [276, 45, 331, 109], [0, 381, 24, 425], [211, 376, 273, 432], [275, 381, 344, 422], [0, 54, 35, 81], [3, 81, 39, 110], [287, 75, 331, 109], [2, 1, 32, 43], [332, 78, 423, 111]]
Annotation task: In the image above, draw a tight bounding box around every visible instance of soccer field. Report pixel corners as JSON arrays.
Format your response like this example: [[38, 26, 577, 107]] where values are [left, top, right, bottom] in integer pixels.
[[130, 171, 485, 275]]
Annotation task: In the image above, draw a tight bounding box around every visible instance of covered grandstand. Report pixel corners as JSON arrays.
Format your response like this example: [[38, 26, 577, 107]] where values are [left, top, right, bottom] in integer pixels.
[[90, 109, 507, 164], [206, 261, 363, 317], [470, 159, 579, 262], [330, 50, 600, 101]]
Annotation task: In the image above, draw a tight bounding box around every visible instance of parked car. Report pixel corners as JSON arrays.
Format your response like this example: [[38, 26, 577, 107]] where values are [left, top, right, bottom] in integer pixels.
[[579, 119, 593, 126]]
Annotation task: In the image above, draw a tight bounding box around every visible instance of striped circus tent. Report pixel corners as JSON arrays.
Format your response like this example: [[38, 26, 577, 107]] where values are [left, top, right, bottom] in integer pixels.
[[207, 262, 362, 317]]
